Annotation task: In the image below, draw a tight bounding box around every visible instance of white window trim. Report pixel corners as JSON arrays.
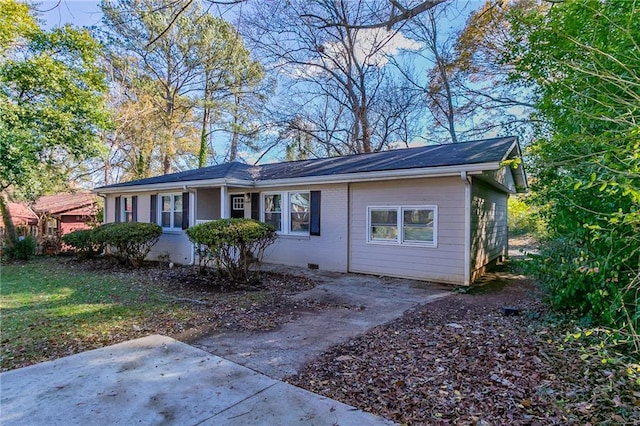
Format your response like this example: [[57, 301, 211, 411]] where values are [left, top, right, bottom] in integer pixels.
[[121, 196, 133, 223], [366, 205, 438, 247], [158, 193, 183, 231], [261, 191, 311, 236], [231, 195, 245, 211]]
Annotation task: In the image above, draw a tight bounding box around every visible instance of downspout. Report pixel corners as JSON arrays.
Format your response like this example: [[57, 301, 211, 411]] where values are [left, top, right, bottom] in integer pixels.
[[184, 185, 196, 266], [461, 171, 472, 286], [96, 193, 107, 256]]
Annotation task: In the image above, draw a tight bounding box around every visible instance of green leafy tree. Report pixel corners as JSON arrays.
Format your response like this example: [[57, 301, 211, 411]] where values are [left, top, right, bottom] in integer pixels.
[[0, 0, 109, 245], [101, 0, 264, 179], [507, 0, 639, 333]]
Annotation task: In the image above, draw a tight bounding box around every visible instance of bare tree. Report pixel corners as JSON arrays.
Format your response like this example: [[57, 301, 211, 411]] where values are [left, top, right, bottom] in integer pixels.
[[243, 0, 422, 156]]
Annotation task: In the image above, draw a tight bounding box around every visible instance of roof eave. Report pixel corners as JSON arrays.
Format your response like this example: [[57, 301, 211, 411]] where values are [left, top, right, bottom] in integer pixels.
[[253, 162, 501, 188], [93, 162, 507, 193], [94, 178, 255, 194]]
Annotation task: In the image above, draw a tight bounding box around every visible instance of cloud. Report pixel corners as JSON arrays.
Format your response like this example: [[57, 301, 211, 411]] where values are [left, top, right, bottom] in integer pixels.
[[287, 29, 421, 78]]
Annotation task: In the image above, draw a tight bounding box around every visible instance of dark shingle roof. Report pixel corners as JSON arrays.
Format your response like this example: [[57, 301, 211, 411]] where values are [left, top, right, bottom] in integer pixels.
[[98, 137, 517, 190]]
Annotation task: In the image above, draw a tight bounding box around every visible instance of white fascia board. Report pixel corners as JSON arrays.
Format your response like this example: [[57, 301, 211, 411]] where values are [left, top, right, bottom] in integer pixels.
[[252, 162, 500, 188], [93, 178, 254, 194], [93, 163, 501, 194]]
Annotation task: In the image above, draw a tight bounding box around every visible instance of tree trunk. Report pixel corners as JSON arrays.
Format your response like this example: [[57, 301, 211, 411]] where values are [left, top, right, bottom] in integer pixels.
[[0, 192, 17, 248], [199, 106, 211, 168], [229, 94, 241, 162]]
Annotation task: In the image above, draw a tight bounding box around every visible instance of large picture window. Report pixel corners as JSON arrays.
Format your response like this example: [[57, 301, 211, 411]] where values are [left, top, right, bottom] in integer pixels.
[[263, 191, 311, 235], [367, 206, 437, 246], [160, 194, 183, 230]]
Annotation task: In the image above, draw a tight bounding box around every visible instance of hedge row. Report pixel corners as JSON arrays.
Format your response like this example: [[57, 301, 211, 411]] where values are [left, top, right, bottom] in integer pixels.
[[63, 222, 161, 267]]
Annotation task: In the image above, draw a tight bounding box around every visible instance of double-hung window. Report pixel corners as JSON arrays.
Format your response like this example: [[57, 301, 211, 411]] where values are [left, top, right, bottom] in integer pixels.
[[368, 206, 437, 246], [160, 194, 183, 230], [121, 196, 133, 222], [263, 192, 311, 235]]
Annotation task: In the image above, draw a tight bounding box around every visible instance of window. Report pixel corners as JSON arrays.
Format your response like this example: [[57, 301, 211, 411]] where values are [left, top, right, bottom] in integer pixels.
[[160, 194, 183, 230], [46, 218, 57, 236], [367, 206, 437, 246], [289, 192, 310, 233], [263, 191, 311, 235], [232, 196, 244, 211], [121, 196, 133, 222], [263, 194, 282, 231], [402, 208, 434, 243], [370, 208, 398, 241]]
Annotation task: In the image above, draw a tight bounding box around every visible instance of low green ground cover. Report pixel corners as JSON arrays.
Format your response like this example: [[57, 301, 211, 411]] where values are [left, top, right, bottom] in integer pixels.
[[1, 258, 169, 369]]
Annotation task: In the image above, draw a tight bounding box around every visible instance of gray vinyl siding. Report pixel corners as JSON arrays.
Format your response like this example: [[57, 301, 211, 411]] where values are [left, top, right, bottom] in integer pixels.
[[349, 177, 466, 284], [470, 179, 508, 281], [260, 183, 349, 272], [196, 188, 221, 221]]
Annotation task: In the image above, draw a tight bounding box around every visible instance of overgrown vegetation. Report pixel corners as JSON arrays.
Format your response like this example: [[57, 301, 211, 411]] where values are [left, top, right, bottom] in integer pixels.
[[62, 228, 104, 259], [2, 235, 36, 260], [186, 218, 277, 284], [507, 196, 542, 237], [62, 222, 161, 266], [507, 0, 639, 344], [97, 222, 161, 267]]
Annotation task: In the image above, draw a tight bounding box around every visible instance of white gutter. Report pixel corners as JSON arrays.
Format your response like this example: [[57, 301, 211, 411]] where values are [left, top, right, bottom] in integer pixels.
[[462, 171, 472, 286], [93, 163, 500, 194], [253, 162, 496, 188]]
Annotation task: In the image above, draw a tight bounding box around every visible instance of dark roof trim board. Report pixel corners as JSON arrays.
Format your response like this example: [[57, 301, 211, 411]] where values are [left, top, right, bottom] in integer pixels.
[[96, 137, 527, 193]]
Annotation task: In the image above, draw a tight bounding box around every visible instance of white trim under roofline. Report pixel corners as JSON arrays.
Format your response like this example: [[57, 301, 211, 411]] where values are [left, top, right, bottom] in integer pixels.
[[252, 162, 500, 188], [93, 162, 502, 194], [94, 178, 254, 194]]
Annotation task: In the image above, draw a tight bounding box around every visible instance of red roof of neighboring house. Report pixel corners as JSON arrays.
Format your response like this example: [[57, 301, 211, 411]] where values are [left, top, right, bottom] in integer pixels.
[[61, 206, 96, 216], [6, 203, 38, 227], [33, 192, 98, 216]]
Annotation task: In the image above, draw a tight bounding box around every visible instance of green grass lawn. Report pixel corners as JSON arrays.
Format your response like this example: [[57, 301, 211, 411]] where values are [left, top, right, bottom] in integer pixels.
[[0, 258, 178, 370], [1, 257, 314, 372]]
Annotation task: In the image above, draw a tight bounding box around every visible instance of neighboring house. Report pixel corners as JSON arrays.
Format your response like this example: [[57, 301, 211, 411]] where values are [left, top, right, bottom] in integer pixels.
[[95, 137, 527, 285], [32, 192, 99, 238], [0, 202, 38, 239]]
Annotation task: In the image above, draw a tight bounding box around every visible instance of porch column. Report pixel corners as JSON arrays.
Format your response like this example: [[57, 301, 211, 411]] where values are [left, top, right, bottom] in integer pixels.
[[220, 186, 229, 219]]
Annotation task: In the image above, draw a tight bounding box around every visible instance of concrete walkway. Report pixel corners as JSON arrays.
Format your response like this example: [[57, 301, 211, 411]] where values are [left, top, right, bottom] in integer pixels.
[[0, 335, 393, 426], [1, 268, 451, 425], [194, 265, 452, 379]]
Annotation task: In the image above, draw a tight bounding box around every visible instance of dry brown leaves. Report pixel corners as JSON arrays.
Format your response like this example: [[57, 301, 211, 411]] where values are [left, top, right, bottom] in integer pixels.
[[288, 278, 640, 425]]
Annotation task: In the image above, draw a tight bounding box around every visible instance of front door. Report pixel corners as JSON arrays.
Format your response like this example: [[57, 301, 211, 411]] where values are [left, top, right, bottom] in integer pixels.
[[230, 195, 245, 218]]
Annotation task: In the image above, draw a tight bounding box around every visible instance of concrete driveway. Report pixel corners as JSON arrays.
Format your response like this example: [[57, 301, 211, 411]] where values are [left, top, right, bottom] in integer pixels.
[[194, 265, 451, 379], [0, 335, 393, 425], [0, 267, 450, 425]]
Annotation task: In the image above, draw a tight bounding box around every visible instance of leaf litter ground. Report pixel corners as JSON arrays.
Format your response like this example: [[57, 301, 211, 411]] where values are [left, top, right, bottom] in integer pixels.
[[288, 273, 639, 425]]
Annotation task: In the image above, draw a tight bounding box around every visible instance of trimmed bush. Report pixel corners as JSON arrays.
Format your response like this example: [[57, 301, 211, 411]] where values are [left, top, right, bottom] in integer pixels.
[[96, 222, 162, 267], [3, 235, 36, 261], [62, 228, 104, 259], [186, 218, 277, 284]]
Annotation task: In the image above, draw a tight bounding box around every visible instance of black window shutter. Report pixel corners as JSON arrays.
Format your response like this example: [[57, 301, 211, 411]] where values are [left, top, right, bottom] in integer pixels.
[[132, 196, 138, 222], [150, 194, 157, 224], [310, 190, 321, 236], [251, 193, 260, 220], [114, 196, 121, 223], [182, 192, 189, 229]]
